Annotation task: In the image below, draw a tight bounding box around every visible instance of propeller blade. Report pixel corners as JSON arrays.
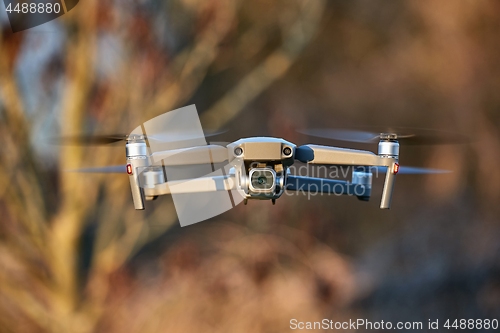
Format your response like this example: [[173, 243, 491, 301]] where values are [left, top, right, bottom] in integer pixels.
[[299, 129, 380, 143], [298, 127, 469, 145], [68, 165, 127, 173], [52, 130, 227, 146], [370, 166, 451, 174], [51, 134, 127, 145]]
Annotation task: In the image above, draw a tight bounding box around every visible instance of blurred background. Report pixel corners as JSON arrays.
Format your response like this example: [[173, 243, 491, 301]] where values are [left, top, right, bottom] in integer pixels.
[[1, 0, 500, 332]]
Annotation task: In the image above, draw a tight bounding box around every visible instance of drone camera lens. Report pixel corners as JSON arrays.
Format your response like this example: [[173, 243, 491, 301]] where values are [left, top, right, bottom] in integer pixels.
[[283, 147, 292, 156], [234, 147, 243, 156], [249, 168, 276, 193]]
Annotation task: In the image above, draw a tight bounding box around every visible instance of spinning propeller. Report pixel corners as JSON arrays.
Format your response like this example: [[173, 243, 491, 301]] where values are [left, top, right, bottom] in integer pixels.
[[372, 166, 450, 175], [297, 126, 468, 175], [54, 130, 226, 146], [298, 127, 469, 145]]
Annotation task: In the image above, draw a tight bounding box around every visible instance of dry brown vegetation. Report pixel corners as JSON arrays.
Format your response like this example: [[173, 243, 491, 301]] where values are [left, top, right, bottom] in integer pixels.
[[1, 0, 500, 332]]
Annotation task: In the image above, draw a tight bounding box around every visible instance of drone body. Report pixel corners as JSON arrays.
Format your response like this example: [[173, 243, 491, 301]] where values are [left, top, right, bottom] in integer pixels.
[[124, 135, 399, 211]]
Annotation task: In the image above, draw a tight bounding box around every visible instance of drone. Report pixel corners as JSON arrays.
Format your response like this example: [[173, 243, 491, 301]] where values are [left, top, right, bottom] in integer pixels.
[[62, 106, 462, 225]]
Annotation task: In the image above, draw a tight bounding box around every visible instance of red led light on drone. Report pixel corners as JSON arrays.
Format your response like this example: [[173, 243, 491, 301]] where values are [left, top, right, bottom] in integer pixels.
[[126, 164, 133, 175], [393, 163, 400, 174]]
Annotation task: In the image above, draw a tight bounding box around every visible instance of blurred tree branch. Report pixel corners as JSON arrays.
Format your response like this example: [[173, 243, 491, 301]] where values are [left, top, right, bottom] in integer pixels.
[[202, 0, 326, 129]]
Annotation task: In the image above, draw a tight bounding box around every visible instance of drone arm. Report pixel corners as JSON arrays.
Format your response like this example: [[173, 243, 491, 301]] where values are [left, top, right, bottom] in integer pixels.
[[143, 174, 236, 196], [295, 145, 392, 166], [295, 145, 398, 209]]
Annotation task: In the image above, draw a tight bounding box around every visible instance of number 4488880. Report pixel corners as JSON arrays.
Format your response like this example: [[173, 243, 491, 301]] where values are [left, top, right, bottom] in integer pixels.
[[444, 319, 498, 330], [5, 2, 61, 14]]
